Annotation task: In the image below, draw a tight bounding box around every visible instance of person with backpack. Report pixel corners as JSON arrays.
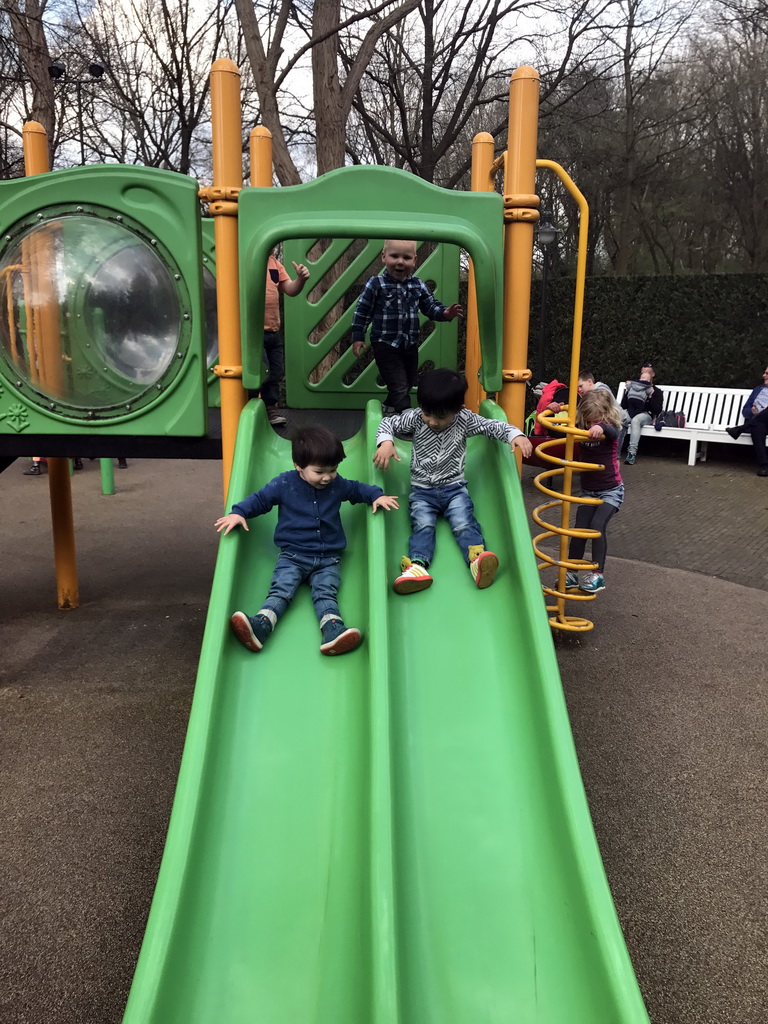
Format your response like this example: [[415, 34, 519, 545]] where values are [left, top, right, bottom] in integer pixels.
[[620, 362, 663, 465]]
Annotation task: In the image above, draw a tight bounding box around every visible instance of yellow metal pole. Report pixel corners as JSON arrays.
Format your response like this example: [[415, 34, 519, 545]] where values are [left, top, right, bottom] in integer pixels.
[[210, 59, 247, 502], [535, 160, 589, 409], [249, 126, 273, 187], [23, 121, 79, 610], [535, 158, 591, 625], [465, 132, 495, 413], [500, 66, 540, 460]]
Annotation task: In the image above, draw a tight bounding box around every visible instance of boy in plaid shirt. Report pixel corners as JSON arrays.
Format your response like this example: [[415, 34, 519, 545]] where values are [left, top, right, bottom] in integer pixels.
[[351, 240, 462, 414]]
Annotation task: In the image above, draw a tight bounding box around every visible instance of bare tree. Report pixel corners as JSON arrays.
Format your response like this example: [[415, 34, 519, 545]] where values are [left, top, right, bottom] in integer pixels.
[[66, 0, 241, 177], [686, 15, 768, 271], [3, 0, 60, 155], [344, 0, 620, 188], [233, 0, 419, 183]]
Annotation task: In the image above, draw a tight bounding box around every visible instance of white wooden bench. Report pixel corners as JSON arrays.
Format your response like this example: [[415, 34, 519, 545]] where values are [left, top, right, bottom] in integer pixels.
[[615, 382, 754, 466]]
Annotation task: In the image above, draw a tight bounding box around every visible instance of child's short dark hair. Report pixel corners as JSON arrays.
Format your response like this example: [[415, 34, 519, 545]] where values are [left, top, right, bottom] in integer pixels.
[[417, 368, 467, 416], [291, 426, 345, 467]]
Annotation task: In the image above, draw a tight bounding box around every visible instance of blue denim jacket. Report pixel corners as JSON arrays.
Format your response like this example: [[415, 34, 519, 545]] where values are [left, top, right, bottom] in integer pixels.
[[232, 471, 383, 556]]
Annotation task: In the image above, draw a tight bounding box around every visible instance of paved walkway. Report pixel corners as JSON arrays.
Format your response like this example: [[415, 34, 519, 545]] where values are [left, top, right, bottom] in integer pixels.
[[1, 431, 767, 1024]]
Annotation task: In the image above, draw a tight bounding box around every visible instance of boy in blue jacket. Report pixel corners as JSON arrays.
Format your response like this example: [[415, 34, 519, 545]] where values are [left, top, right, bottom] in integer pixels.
[[215, 426, 399, 655]]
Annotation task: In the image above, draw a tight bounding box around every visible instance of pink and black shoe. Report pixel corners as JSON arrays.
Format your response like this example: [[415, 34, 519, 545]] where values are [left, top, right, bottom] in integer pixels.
[[320, 618, 362, 656], [230, 611, 272, 652]]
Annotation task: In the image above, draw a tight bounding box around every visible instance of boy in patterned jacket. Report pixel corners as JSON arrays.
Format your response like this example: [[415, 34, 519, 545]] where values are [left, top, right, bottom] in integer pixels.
[[373, 368, 532, 593]]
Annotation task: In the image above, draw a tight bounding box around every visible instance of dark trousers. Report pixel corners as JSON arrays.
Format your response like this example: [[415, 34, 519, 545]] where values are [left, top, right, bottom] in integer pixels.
[[568, 501, 619, 571], [372, 342, 419, 412], [743, 408, 768, 466], [254, 330, 284, 407]]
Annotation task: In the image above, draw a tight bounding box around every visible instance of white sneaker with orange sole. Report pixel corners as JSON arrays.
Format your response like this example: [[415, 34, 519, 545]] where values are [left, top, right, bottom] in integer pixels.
[[469, 548, 499, 589], [394, 557, 433, 594]]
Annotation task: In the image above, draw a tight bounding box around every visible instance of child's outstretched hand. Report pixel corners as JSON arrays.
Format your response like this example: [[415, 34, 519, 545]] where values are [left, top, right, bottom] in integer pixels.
[[511, 434, 533, 458], [586, 424, 603, 439], [292, 261, 310, 281], [444, 303, 463, 320], [373, 440, 401, 470], [215, 513, 248, 535], [372, 495, 399, 513]]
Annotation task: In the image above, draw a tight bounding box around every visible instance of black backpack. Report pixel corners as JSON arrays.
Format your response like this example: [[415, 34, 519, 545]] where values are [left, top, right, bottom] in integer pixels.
[[655, 410, 686, 429]]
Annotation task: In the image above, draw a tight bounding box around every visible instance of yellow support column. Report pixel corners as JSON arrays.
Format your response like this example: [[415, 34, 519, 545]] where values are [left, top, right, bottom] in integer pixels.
[[22, 121, 79, 609], [210, 59, 247, 501], [465, 132, 495, 413], [500, 66, 540, 454], [249, 126, 273, 187]]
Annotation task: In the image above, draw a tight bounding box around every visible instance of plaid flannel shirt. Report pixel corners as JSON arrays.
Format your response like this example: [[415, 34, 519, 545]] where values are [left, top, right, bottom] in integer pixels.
[[351, 271, 448, 348]]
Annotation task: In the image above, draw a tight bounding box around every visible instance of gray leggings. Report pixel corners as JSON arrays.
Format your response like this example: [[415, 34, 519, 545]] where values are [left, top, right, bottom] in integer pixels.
[[568, 501, 618, 572]]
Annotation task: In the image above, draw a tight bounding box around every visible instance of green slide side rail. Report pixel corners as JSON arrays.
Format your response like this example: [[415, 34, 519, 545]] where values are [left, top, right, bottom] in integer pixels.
[[122, 400, 649, 1024]]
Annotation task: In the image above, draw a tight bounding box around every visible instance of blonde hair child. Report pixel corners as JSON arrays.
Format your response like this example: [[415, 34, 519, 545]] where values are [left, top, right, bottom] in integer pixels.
[[576, 388, 623, 431], [566, 388, 625, 594]]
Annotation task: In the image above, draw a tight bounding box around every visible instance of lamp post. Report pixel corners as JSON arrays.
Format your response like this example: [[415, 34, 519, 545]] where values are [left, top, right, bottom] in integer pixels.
[[47, 60, 105, 166], [536, 209, 558, 384]]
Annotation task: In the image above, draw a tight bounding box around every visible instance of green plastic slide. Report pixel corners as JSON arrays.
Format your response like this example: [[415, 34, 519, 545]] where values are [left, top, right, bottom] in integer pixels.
[[123, 399, 650, 1024]]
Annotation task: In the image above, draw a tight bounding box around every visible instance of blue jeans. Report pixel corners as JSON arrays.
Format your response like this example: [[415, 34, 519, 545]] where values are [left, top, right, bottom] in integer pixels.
[[628, 412, 652, 455], [261, 551, 342, 623], [408, 483, 484, 567]]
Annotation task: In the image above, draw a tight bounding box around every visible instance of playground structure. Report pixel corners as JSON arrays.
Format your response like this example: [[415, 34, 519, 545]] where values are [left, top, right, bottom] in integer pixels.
[[0, 62, 650, 1023]]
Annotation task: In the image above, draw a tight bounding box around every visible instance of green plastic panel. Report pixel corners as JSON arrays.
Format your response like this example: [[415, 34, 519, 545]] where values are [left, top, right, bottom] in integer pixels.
[[238, 166, 504, 397], [123, 399, 650, 1024], [281, 238, 459, 409], [200, 218, 220, 408], [0, 165, 207, 436]]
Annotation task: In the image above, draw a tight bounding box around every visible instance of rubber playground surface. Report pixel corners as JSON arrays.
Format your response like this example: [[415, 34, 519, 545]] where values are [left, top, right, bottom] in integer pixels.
[[1, 422, 767, 1024]]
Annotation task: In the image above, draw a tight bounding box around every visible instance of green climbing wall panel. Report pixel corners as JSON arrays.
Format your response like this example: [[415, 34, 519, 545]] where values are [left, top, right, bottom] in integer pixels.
[[238, 166, 504, 408]]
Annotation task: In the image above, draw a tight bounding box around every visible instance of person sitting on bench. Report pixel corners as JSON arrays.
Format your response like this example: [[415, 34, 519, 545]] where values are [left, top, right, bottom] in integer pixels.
[[726, 366, 768, 476]]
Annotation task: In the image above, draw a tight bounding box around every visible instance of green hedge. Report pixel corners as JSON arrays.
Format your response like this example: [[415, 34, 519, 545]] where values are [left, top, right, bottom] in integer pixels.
[[531, 273, 768, 390]]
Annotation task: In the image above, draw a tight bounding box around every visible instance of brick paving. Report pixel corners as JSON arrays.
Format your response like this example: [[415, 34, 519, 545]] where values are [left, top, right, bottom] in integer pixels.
[[521, 433, 768, 591], [1, 430, 767, 1024]]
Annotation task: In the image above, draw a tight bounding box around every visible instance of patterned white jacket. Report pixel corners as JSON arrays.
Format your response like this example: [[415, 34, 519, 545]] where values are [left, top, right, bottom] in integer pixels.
[[375, 408, 522, 489]]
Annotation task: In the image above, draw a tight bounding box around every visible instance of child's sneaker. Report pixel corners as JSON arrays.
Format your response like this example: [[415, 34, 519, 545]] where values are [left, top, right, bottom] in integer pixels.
[[319, 618, 362, 656], [469, 547, 498, 589], [230, 611, 272, 652], [579, 571, 605, 593], [394, 556, 433, 594], [565, 570, 580, 590]]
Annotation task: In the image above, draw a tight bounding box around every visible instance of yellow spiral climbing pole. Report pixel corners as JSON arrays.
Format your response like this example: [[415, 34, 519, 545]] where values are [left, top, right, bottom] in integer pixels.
[[531, 406, 606, 633]]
